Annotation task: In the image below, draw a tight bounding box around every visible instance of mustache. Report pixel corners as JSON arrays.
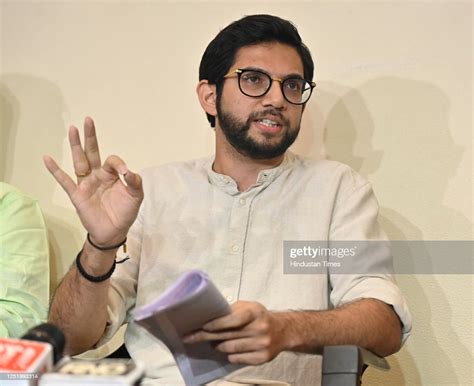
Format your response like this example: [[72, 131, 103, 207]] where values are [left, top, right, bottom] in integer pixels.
[[248, 108, 288, 125]]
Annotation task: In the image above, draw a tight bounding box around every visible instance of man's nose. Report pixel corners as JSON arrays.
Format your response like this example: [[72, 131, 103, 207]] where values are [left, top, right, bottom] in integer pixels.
[[260, 80, 286, 109]]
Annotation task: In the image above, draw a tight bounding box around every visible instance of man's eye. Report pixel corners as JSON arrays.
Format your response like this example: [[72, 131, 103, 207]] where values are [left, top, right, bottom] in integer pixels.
[[285, 79, 303, 92], [242, 72, 265, 85]]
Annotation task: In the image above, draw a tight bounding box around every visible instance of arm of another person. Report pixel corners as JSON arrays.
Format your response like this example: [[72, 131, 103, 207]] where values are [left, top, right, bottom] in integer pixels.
[[0, 183, 50, 338], [44, 117, 143, 355]]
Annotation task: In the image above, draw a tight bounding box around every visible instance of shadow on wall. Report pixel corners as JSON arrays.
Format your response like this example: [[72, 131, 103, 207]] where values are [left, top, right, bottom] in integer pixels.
[[0, 74, 129, 359], [323, 77, 469, 238], [0, 74, 82, 295], [0, 81, 17, 182], [294, 77, 472, 384]]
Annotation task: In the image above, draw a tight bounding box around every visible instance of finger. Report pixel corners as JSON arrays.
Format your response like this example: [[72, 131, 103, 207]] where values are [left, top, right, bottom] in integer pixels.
[[203, 308, 254, 331], [216, 336, 270, 354], [228, 351, 270, 365], [182, 328, 250, 344], [83, 117, 102, 169], [43, 155, 77, 197], [123, 170, 144, 199], [102, 155, 128, 177], [68, 126, 91, 179], [182, 330, 218, 343]]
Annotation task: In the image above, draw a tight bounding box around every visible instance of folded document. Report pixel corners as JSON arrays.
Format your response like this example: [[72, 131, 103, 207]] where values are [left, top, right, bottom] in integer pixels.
[[132, 270, 242, 385]]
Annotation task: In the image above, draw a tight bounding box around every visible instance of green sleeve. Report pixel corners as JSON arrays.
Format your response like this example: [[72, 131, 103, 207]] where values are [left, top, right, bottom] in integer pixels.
[[0, 183, 50, 338]]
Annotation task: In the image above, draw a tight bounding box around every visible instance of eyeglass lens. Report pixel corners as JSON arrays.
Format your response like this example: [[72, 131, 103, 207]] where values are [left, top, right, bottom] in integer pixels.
[[239, 70, 312, 104]]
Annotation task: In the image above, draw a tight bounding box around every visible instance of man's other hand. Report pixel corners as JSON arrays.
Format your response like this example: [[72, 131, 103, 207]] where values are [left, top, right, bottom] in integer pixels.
[[183, 300, 290, 365]]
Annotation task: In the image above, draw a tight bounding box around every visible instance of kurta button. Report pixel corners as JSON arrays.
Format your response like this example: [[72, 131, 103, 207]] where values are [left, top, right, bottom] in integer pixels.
[[239, 198, 246, 206], [231, 244, 239, 252], [226, 295, 233, 302]]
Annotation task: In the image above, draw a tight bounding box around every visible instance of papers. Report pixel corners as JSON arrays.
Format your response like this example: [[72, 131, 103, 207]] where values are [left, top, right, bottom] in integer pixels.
[[132, 270, 242, 385]]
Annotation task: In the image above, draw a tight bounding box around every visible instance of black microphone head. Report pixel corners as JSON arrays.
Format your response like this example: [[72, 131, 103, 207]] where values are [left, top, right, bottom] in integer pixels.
[[22, 323, 66, 364]]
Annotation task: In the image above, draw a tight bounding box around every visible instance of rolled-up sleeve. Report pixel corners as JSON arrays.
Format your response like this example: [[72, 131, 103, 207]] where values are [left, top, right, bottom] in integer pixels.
[[328, 173, 412, 344]]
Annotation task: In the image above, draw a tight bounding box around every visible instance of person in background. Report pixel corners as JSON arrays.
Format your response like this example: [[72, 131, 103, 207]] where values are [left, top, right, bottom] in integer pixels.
[[0, 182, 50, 338]]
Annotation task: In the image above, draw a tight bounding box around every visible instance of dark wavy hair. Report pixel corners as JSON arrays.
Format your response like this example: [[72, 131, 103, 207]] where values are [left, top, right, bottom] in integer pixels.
[[199, 14, 314, 127]]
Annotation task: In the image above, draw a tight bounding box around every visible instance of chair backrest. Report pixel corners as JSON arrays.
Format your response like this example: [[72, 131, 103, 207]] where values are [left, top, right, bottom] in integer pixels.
[[322, 345, 390, 386]]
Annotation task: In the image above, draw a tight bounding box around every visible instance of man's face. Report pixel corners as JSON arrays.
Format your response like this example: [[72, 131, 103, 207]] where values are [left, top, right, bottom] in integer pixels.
[[216, 42, 305, 160]]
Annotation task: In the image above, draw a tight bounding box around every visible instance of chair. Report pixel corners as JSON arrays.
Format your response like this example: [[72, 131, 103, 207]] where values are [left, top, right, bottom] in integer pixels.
[[322, 345, 390, 386]]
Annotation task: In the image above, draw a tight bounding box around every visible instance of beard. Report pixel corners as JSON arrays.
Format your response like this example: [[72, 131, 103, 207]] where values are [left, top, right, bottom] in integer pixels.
[[216, 98, 301, 160]]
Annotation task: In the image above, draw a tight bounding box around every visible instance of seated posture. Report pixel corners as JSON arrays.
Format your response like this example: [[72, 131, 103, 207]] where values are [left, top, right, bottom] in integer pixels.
[[44, 14, 412, 385], [0, 182, 50, 338]]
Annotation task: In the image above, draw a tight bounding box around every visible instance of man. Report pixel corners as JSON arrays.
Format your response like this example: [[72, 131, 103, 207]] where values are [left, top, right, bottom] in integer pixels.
[[0, 182, 50, 338], [44, 14, 411, 384]]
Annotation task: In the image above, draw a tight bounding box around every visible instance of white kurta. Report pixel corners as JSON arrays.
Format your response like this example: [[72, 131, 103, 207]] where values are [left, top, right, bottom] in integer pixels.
[[98, 152, 412, 385]]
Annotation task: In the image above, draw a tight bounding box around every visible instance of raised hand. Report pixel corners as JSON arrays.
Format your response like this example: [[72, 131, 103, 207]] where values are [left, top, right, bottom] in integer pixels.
[[43, 117, 143, 247]]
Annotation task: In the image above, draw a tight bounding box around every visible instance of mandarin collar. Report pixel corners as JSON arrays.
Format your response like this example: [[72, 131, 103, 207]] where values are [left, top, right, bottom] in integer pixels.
[[206, 152, 296, 195]]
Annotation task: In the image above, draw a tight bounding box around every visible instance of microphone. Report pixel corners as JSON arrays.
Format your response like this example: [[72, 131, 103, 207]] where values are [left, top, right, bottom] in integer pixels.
[[21, 324, 65, 365], [2, 324, 144, 385], [0, 323, 65, 385], [38, 358, 145, 385]]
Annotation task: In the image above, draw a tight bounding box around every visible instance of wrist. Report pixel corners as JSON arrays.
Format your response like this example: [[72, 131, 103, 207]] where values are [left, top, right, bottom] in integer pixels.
[[76, 249, 116, 282], [87, 233, 127, 251], [77, 241, 130, 282], [81, 241, 118, 275], [271, 311, 299, 352]]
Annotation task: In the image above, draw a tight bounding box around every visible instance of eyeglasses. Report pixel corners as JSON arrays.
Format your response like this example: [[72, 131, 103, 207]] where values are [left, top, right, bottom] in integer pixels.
[[223, 68, 316, 105]]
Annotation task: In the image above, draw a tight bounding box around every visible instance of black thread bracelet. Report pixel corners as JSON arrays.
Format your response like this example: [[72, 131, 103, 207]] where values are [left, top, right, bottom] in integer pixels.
[[75, 249, 130, 283], [87, 233, 127, 253]]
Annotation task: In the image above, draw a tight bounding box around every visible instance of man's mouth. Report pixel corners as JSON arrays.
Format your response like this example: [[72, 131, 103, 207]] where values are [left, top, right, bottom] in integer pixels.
[[257, 118, 280, 127], [254, 118, 283, 133]]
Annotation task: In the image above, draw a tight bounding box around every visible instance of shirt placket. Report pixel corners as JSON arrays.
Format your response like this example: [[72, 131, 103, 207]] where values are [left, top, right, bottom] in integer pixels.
[[220, 190, 259, 304]]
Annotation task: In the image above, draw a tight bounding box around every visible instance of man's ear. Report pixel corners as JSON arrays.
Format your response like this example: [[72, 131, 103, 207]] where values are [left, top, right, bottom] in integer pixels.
[[196, 80, 217, 117]]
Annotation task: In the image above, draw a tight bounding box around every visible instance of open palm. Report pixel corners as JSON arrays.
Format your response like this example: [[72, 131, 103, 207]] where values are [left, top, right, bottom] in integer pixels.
[[44, 117, 143, 246]]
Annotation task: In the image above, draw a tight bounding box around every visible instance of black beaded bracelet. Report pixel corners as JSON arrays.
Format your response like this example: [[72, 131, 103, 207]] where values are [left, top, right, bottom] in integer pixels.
[[75, 249, 129, 283], [87, 233, 127, 253]]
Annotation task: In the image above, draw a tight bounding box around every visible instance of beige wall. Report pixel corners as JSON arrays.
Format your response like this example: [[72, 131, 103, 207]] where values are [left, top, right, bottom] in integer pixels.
[[1, 1, 472, 385]]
